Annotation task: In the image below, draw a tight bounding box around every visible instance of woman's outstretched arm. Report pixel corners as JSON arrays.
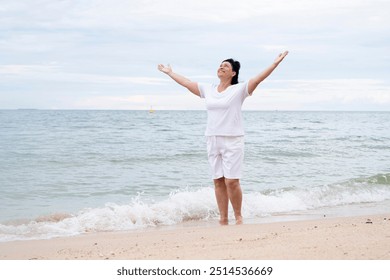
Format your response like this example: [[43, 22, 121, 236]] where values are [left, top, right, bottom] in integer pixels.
[[248, 51, 288, 95], [158, 64, 201, 96]]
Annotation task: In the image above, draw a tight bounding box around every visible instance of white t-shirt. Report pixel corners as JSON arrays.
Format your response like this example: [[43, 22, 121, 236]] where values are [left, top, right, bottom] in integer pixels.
[[198, 82, 250, 136]]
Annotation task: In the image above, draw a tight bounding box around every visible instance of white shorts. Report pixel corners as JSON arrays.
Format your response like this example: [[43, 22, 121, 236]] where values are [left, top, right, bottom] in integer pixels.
[[206, 136, 245, 179]]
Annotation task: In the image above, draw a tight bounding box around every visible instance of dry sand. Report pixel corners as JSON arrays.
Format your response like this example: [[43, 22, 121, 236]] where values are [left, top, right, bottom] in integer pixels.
[[1, 214, 389, 260]]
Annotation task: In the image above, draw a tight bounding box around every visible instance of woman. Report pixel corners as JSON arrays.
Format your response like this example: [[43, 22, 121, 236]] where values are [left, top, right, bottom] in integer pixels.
[[158, 51, 288, 225]]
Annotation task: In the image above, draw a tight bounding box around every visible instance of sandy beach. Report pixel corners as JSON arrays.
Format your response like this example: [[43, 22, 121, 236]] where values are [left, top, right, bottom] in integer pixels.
[[0, 214, 389, 260]]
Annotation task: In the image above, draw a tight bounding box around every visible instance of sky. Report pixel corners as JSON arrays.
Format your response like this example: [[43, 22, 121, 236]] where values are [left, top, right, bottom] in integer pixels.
[[0, 0, 389, 111]]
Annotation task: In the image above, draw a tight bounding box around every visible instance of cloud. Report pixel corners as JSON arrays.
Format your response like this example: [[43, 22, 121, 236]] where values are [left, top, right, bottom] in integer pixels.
[[0, 64, 58, 75], [0, 64, 166, 85], [3, 0, 388, 30], [74, 95, 148, 110], [73, 94, 204, 110], [0, 0, 389, 110], [243, 78, 390, 111], [72, 78, 390, 110]]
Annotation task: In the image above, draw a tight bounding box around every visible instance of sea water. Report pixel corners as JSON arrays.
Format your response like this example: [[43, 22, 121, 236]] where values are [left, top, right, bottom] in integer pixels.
[[0, 110, 389, 241]]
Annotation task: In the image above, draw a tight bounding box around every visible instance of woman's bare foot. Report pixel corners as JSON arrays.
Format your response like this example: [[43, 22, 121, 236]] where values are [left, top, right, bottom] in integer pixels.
[[219, 218, 229, 225], [235, 216, 243, 225]]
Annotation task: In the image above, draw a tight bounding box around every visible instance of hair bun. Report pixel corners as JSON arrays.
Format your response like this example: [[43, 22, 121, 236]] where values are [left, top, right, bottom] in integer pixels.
[[234, 61, 241, 70]]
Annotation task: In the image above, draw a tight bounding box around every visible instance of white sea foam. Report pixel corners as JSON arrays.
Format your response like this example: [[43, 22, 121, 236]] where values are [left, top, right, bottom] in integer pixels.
[[1, 174, 389, 242], [0, 187, 218, 242]]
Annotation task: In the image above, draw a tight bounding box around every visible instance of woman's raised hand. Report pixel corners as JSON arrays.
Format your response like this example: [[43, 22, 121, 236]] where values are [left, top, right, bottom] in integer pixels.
[[157, 64, 172, 74], [274, 51, 289, 65]]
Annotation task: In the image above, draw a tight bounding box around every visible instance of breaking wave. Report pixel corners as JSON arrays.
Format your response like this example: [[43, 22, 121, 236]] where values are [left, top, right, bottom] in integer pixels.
[[1, 173, 389, 242]]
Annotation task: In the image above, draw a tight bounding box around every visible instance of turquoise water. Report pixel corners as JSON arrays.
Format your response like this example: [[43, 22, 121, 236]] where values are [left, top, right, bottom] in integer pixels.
[[0, 110, 389, 241]]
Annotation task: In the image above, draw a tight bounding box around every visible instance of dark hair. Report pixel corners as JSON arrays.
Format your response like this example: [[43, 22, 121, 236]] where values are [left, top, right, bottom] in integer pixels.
[[223, 58, 240, 85]]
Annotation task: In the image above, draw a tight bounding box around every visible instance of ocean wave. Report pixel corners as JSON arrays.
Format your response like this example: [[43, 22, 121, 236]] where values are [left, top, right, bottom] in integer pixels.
[[0, 187, 218, 242], [1, 173, 389, 242], [244, 173, 390, 217]]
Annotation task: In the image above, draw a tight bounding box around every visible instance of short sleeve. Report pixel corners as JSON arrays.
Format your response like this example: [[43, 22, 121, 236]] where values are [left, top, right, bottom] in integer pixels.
[[240, 81, 250, 101], [198, 83, 207, 99], [245, 81, 251, 96]]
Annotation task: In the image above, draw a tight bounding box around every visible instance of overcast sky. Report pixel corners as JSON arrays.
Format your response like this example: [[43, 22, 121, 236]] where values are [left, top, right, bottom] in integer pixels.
[[1, 0, 389, 110]]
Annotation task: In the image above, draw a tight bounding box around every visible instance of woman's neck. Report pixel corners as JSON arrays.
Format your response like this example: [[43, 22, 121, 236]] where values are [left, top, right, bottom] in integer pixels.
[[217, 79, 232, 93]]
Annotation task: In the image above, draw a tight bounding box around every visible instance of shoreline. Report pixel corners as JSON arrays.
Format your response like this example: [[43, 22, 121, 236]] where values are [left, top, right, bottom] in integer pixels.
[[1, 213, 389, 260]]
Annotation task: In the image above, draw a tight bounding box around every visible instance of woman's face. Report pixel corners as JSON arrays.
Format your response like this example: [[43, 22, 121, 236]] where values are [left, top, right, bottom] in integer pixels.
[[217, 61, 235, 80]]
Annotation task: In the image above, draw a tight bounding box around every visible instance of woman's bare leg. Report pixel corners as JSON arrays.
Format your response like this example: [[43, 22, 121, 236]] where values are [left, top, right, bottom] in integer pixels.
[[225, 178, 243, 224], [213, 177, 229, 225]]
